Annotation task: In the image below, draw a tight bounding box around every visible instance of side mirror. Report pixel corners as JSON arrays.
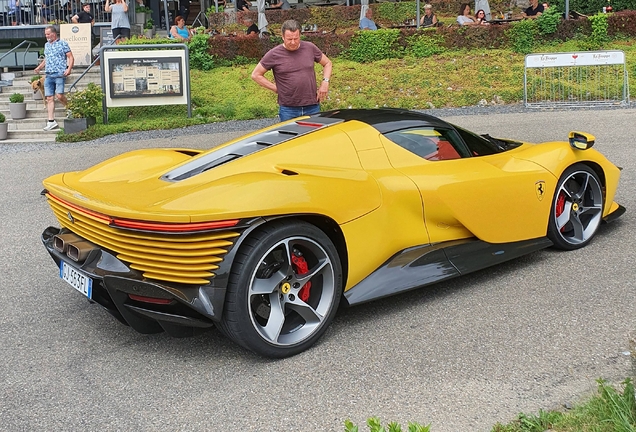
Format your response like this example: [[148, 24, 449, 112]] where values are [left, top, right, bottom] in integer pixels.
[[569, 131, 595, 150]]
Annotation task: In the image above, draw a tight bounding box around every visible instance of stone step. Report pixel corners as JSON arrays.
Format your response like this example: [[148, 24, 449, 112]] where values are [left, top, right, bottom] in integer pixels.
[[0, 101, 68, 111], [0, 80, 100, 94], [5, 129, 58, 141], [0, 137, 57, 144], [7, 117, 67, 131]]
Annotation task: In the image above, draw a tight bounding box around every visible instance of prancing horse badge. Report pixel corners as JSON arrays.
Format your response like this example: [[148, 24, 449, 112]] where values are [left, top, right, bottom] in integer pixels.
[[535, 181, 546, 201]]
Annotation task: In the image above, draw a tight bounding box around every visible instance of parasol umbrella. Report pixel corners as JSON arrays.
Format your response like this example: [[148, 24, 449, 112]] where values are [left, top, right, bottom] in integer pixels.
[[257, 0, 268, 32]]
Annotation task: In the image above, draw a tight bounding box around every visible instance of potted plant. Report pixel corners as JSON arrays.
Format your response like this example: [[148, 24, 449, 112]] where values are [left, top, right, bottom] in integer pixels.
[[144, 18, 155, 38], [8, 93, 27, 120], [135, 5, 150, 25], [0, 112, 7, 140], [30, 75, 43, 100], [64, 83, 103, 134]]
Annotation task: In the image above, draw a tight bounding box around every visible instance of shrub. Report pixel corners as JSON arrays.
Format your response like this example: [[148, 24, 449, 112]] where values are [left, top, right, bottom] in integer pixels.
[[588, 12, 610, 47], [9, 93, 24, 103], [608, 9, 636, 37], [506, 19, 537, 54], [66, 83, 104, 119], [407, 30, 446, 58], [345, 29, 404, 63], [0, 112, 5, 123], [549, 0, 636, 14], [189, 33, 221, 70], [536, 5, 562, 35], [30, 74, 42, 83]]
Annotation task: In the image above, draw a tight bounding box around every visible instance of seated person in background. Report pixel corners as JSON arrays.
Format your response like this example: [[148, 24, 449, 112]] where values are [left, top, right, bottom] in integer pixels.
[[474, 9, 489, 24], [170, 15, 191, 41], [244, 17, 259, 35], [359, 8, 377, 30], [269, 0, 290, 9], [420, 4, 438, 27], [522, 0, 544, 19], [237, 0, 251, 11], [72, 3, 95, 24], [457, 3, 478, 25]]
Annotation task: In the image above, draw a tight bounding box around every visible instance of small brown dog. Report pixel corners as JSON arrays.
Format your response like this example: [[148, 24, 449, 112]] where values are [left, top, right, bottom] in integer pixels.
[[31, 76, 46, 109]]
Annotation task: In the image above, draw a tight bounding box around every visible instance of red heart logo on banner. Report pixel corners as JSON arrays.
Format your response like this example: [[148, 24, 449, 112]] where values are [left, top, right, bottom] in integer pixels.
[[572, 55, 578, 59]]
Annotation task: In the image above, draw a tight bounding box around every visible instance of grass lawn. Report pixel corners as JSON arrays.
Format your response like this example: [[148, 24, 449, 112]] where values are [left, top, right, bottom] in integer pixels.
[[58, 39, 636, 142]]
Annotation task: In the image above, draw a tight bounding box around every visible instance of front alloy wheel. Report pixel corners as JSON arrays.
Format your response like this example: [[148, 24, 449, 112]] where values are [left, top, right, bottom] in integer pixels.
[[548, 164, 604, 250], [218, 221, 342, 358]]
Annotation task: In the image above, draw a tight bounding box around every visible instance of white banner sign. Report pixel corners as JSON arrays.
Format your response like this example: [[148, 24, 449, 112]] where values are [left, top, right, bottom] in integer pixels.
[[61, 23, 93, 66], [525, 50, 625, 68]]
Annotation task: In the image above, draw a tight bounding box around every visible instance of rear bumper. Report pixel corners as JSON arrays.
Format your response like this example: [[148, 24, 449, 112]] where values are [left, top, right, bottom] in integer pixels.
[[42, 226, 228, 336]]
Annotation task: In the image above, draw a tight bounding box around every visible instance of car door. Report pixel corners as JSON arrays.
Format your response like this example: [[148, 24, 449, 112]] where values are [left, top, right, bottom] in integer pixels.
[[381, 126, 556, 244]]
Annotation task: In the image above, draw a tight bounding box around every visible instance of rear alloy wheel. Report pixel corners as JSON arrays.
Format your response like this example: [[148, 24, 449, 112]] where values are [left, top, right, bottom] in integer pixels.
[[218, 221, 342, 358], [548, 164, 604, 250]]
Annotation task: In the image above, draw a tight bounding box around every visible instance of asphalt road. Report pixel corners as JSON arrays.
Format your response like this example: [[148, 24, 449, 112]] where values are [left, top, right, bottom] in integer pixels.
[[1, 109, 635, 432]]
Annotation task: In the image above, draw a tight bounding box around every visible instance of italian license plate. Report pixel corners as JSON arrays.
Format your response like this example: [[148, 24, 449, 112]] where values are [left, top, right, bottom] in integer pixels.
[[59, 261, 93, 299]]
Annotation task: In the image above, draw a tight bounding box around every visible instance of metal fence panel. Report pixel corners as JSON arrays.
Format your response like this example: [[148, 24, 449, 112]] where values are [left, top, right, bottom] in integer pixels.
[[524, 50, 629, 108]]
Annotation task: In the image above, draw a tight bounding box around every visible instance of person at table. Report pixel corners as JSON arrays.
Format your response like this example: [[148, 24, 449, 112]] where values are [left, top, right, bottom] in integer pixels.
[[244, 17, 259, 35], [170, 15, 191, 41], [269, 0, 290, 10], [420, 4, 438, 27], [522, 0, 544, 19], [457, 3, 478, 26], [475, 0, 491, 21], [237, 0, 251, 11], [72, 3, 94, 24], [359, 8, 377, 30], [474, 9, 489, 25]]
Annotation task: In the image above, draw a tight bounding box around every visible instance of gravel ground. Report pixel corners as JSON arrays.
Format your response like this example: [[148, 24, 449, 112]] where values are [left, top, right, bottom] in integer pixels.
[[1, 104, 634, 432], [2, 102, 634, 153]]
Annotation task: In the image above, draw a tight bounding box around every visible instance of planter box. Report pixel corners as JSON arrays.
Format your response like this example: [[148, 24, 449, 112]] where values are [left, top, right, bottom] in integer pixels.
[[33, 90, 43, 100], [9, 102, 27, 120], [0, 122, 7, 140], [136, 12, 146, 24], [64, 117, 96, 134]]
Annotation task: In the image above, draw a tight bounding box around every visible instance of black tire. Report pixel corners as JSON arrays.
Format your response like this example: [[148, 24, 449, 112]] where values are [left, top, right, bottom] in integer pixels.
[[547, 164, 604, 250], [217, 220, 343, 358]]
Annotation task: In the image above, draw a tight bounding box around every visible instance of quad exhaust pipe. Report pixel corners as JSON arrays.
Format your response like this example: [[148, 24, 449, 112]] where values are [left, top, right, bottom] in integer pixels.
[[53, 233, 97, 262]]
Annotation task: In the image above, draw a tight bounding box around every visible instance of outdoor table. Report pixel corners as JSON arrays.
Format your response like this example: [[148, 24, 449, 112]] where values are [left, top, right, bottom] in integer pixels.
[[488, 18, 522, 24], [389, 23, 418, 29], [311, 1, 344, 6]]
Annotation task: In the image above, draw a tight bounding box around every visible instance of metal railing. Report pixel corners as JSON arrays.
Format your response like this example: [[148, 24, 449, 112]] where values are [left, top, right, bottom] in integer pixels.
[[68, 33, 120, 92], [524, 51, 630, 108], [0, 40, 39, 71]]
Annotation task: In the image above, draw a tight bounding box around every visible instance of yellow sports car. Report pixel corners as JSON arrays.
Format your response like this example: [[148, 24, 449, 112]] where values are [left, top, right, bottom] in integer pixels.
[[41, 109, 625, 357]]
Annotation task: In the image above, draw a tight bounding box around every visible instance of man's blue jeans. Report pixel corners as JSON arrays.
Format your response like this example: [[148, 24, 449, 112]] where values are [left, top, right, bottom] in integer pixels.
[[279, 104, 320, 122]]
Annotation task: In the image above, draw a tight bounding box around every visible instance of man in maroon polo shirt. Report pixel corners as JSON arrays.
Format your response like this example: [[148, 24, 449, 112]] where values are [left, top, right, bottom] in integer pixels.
[[251, 19, 333, 121]]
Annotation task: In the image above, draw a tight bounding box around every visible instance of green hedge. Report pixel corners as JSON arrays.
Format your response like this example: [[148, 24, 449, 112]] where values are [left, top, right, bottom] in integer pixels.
[[121, 9, 636, 68]]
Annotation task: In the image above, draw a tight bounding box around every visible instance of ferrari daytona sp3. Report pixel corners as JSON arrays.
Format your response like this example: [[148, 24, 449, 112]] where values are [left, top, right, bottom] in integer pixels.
[[41, 109, 625, 357]]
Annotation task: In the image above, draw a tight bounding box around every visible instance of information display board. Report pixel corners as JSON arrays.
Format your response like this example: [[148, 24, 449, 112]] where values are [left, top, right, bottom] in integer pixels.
[[103, 49, 188, 108]]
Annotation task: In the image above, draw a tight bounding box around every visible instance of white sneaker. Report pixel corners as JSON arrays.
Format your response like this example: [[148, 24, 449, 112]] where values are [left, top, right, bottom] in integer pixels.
[[43, 120, 59, 131]]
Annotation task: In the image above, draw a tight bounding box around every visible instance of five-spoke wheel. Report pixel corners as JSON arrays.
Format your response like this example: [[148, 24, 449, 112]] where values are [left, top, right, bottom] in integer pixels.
[[218, 221, 342, 358], [548, 164, 604, 250]]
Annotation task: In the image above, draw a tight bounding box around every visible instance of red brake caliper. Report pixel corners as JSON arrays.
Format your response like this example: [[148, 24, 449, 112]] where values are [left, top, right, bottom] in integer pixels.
[[555, 192, 566, 232], [291, 249, 312, 302]]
